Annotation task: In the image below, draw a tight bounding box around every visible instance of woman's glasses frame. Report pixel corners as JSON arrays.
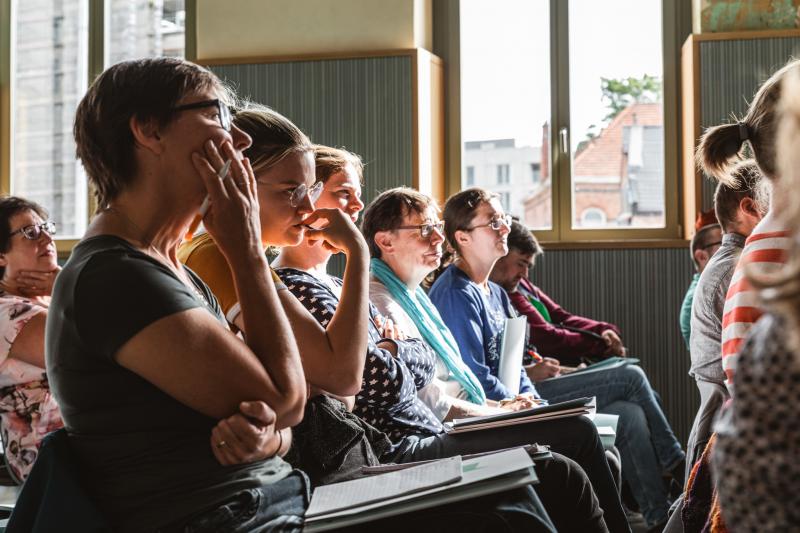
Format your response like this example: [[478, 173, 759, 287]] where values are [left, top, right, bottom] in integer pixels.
[[9, 221, 57, 240], [171, 99, 234, 131], [466, 214, 512, 232], [289, 181, 325, 208]]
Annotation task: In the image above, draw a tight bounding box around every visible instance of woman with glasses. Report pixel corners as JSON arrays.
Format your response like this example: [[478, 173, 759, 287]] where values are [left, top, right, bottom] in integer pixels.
[[0, 197, 62, 483], [428, 188, 530, 401], [47, 58, 309, 532], [179, 106, 383, 484]]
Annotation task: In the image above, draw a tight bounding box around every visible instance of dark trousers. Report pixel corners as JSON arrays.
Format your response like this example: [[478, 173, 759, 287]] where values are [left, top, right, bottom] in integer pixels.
[[389, 415, 630, 533], [343, 485, 557, 533]]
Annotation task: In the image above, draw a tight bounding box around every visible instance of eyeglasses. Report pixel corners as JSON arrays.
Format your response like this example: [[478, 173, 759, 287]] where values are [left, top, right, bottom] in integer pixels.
[[9, 221, 56, 240], [466, 214, 512, 232], [396, 221, 445, 239], [172, 98, 234, 131], [289, 181, 325, 207], [700, 241, 722, 251]]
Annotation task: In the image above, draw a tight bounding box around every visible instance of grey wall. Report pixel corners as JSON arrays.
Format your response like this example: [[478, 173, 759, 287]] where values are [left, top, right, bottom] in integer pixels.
[[699, 36, 800, 208], [212, 55, 415, 275], [532, 247, 697, 445]]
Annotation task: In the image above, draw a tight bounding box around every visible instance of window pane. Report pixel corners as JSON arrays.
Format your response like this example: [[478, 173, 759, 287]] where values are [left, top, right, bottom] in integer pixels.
[[461, 0, 551, 230], [105, 0, 185, 65], [11, 0, 89, 238], [568, 0, 664, 229]]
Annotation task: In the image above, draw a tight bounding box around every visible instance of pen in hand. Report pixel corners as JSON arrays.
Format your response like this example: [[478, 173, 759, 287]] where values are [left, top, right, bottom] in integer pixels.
[[185, 159, 232, 240]]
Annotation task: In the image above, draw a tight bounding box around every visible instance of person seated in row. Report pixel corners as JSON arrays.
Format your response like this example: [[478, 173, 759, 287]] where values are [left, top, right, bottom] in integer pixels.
[[489, 224, 625, 369], [46, 57, 310, 532], [707, 63, 800, 532], [0, 197, 63, 483], [676, 57, 798, 533], [680, 211, 722, 348], [178, 104, 385, 486], [686, 160, 767, 466], [179, 106, 564, 531], [427, 189, 684, 531], [491, 220, 685, 527], [273, 155, 628, 532]]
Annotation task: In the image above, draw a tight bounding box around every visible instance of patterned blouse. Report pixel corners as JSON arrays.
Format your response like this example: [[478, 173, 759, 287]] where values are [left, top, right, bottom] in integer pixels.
[[275, 268, 442, 442], [714, 313, 800, 530], [0, 293, 63, 482]]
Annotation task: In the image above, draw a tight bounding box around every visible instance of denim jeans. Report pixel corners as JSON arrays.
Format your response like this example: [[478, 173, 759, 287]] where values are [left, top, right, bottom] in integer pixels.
[[174, 470, 309, 533], [536, 364, 685, 527]]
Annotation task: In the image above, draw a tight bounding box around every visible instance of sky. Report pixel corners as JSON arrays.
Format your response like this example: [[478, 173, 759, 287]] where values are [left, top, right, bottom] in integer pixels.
[[460, 0, 664, 150]]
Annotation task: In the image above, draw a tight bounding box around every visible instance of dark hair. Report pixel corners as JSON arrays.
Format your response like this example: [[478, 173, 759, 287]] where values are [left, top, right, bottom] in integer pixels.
[[442, 187, 498, 256], [361, 187, 437, 258], [74, 57, 228, 209], [314, 145, 364, 184], [234, 103, 313, 174], [697, 59, 800, 184], [0, 196, 49, 279], [713, 159, 770, 232], [506, 221, 543, 258], [689, 223, 722, 269]]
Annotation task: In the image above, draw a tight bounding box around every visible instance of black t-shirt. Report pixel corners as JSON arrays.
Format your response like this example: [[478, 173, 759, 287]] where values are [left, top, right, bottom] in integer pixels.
[[46, 236, 291, 532]]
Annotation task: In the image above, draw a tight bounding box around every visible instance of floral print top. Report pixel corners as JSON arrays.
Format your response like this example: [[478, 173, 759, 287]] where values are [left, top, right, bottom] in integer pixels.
[[0, 293, 63, 482]]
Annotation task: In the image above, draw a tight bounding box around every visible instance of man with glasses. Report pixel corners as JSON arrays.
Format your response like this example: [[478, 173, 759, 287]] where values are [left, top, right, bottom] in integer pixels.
[[680, 211, 723, 349]]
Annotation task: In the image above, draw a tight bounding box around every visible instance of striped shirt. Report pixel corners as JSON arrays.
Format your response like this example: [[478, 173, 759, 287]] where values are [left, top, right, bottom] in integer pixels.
[[720, 212, 789, 394]]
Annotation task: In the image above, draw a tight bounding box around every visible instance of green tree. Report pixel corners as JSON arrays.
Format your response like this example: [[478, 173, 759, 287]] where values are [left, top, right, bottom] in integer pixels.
[[600, 74, 662, 122]]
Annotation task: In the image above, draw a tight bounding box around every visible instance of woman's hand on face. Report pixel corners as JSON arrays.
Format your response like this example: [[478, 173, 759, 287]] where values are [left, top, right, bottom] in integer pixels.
[[15, 266, 61, 297], [210, 401, 282, 466], [302, 208, 367, 257], [191, 140, 263, 263]]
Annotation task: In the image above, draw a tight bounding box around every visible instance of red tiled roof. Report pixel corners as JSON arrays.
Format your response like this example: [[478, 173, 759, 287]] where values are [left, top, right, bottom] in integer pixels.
[[573, 102, 662, 178]]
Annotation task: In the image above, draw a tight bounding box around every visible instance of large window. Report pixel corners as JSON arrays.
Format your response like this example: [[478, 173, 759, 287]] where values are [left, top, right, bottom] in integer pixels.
[[5, 0, 186, 246], [461, 0, 677, 242], [11, 0, 89, 238], [461, 0, 552, 230]]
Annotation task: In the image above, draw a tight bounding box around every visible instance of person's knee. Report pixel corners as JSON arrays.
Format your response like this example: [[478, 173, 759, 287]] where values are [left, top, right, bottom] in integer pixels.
[[609, 401, 649, 440]]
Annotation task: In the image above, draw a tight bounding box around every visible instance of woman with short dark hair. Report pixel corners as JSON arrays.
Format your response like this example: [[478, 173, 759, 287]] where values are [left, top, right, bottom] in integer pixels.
[[49, 57, 309, 532], [0, 196, 62, 483]]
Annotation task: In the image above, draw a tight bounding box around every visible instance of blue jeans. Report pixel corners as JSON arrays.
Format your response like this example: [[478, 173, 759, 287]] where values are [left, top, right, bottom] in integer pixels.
[[175, 470, 309, 533], [536, 364, 684, 527]]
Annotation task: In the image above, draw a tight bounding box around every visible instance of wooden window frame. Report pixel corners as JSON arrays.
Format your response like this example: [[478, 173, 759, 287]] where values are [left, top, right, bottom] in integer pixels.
[[441, 0, 688, 249]]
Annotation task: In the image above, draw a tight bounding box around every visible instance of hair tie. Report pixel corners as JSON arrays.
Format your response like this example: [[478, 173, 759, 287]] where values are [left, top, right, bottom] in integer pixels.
[[738, 122, 749, 142]]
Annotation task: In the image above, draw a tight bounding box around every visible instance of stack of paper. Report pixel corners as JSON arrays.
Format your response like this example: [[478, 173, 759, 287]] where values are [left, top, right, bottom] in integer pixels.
[[303, 447, 538, 532], [444, 397, 596, 434]]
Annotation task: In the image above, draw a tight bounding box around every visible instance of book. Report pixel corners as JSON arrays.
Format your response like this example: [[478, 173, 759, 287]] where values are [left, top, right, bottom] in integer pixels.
[[444, 397, 596, 434], [305, 455, 462, 518], [304, 447, 538, 532], [498, 316, 528, 395], [359, 444, 553, 475], [543, 357, 640, 381]]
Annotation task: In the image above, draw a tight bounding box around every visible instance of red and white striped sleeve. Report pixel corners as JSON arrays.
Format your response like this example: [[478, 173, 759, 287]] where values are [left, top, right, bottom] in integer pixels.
[[720, 217, 789, 395]]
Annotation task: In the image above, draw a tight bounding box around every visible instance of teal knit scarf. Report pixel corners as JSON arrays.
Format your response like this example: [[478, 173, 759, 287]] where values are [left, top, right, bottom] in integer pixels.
[[370, 258, 486, 405]]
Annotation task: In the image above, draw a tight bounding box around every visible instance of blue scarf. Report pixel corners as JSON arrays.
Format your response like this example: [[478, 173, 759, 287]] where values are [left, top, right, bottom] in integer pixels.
[[370, 258, 486, 404]]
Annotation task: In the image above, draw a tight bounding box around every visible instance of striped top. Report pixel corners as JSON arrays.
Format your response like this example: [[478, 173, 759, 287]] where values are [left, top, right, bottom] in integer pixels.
[[720, 212, 789, 394]]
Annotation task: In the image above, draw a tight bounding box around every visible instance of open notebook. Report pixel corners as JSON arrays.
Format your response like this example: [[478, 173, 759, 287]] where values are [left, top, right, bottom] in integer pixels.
[[303, 447, 538, 532], [444, 397, 596, 434]]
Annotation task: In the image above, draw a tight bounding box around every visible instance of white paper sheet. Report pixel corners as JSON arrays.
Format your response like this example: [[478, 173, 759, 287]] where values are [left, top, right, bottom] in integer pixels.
[[498, 316, 528, 395], [305, 455, 462, 518]]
